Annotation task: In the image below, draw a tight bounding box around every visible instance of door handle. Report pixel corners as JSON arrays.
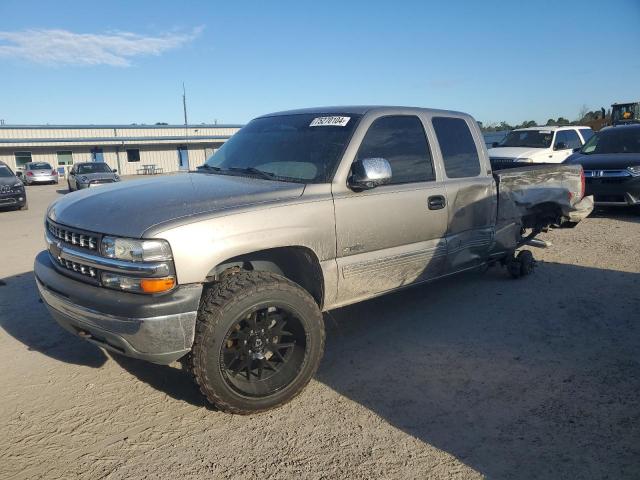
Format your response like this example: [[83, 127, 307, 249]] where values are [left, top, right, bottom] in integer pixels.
[[428, 195, 446, 210]]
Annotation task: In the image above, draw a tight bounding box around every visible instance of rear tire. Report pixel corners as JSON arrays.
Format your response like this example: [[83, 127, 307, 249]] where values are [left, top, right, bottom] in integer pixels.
[[189, 271, 325, 414], [518, 250, 535, 276]]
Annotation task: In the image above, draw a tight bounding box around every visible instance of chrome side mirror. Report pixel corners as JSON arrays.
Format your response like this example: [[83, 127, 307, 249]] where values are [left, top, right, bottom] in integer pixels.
[[349, 158, 392, 190]]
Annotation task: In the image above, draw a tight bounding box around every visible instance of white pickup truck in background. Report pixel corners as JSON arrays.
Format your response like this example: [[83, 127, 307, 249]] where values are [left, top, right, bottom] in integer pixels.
[[488, 126, 594, 169]]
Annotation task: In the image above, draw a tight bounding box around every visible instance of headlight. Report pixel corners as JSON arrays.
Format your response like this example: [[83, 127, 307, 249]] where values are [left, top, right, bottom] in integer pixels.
[[13, 181, 23, 188], [102, 273, 176, 294], [114, 174, 120, 181], [80, 176, 88, 182], [516, 158, 534, 163], [628, 165, 640, 177], [101, 236, 173, 262]]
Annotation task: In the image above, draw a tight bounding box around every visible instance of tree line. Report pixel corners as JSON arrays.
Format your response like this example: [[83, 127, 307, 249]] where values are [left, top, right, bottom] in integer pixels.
[[479, 106, 610, 132]]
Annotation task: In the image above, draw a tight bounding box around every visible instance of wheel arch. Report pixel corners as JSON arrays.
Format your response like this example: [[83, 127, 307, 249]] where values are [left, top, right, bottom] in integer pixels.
[[206, 246, 325, 309]]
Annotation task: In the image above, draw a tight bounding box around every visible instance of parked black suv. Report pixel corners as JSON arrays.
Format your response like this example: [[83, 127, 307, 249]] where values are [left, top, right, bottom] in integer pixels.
[[565, 124, 640, 208], [0, 161, 28, 210]]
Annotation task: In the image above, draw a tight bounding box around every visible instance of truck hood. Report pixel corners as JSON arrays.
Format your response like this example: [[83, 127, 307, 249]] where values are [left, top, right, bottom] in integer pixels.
[[48, 173, 305, 238], [564, 152, 640, 169], [487, 146, 544, 159]]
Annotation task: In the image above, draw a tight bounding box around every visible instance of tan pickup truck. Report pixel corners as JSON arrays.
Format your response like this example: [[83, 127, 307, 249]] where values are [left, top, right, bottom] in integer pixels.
[[36, 106, 592, 413]]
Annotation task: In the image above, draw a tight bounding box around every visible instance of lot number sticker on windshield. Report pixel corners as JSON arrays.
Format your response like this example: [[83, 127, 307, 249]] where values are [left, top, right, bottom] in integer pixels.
[[309, 116, 351, 127]]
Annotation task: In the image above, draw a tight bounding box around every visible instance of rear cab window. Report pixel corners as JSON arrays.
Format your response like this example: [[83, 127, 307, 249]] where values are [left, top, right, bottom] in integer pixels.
[[432, 117, 481, 178], [356, 115, 434, 184]]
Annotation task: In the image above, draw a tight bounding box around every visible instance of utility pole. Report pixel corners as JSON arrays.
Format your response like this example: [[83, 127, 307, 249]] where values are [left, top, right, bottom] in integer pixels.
[[182, 83, 188, 126]]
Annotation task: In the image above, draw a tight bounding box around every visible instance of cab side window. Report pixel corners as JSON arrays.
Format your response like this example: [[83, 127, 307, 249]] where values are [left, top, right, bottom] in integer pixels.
[[356, 115, 434, 184], [432, 117, 481, 178], [555, 130, 581, 150]]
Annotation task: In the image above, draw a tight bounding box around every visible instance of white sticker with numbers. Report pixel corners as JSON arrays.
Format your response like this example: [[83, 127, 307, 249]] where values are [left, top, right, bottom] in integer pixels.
[[309, 116, 351, 127]]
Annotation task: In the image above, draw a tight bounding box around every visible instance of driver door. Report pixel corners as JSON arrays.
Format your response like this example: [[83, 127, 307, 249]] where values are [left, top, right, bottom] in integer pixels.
[[333, 115, 448, 305]]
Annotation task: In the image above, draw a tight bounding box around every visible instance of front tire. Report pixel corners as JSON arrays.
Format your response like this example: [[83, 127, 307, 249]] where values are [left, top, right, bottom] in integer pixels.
[[189, 271, 325, 414]]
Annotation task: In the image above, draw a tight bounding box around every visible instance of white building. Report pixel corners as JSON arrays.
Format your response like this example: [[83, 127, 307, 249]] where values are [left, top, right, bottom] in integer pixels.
[[0, 124, 242, 176]]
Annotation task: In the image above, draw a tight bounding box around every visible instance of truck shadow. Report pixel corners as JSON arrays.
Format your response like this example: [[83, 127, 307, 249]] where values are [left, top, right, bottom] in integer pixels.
[[2, 262, 638, 478], [0, 271, 108, 367], [316, 262, 640, 479]]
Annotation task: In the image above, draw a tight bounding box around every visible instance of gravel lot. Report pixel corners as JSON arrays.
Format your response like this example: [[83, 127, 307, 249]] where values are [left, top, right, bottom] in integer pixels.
[[1, 182, 639, 479]]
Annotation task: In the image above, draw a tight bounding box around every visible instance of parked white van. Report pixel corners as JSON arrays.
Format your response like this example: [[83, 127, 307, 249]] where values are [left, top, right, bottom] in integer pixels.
[[488, 126, 593, 169]]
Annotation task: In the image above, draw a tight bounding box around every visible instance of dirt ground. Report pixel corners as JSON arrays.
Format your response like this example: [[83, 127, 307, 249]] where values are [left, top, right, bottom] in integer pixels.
[[1, 182, 639, 480]]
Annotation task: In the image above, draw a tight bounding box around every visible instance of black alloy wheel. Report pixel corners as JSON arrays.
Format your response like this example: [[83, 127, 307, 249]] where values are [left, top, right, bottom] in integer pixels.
[[220, 305, 307, 397]]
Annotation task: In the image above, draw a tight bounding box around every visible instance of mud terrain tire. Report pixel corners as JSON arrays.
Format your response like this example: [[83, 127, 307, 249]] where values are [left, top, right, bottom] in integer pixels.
[[189, 271, 325, 414]]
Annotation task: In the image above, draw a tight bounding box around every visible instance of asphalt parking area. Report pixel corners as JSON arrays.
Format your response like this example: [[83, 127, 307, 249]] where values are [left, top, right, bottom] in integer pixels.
[[1, 182, 639, 479]]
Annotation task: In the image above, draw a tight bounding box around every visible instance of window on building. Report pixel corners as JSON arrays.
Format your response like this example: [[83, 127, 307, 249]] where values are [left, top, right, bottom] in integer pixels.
[[432, 117, 481, 178], [57, 151, 73, 165], [126, 149, 141, 162], [15, 151, 32, 167], [356, 115, 434, 185]]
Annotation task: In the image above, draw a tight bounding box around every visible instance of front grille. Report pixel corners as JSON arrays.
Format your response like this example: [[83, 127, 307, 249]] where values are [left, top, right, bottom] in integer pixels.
[[90, 179, 114, 185], [586, 177, 628, 184], [490, 157, 520, 170], [54, 256, 97, 278], [47, 221, 98, 251]]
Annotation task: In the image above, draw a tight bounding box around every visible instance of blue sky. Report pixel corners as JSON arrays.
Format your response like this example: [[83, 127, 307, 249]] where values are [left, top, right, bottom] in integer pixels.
[[0, 0, 639, 126]]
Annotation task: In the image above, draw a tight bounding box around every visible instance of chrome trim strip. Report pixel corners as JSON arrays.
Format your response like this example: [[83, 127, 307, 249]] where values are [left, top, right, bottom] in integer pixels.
[[46, 231, 171, 276]]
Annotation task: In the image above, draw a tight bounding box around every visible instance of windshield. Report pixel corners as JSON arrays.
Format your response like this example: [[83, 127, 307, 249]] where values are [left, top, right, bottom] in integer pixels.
[[0, 166, 15, 178], [498, 130, 554, 148], [203, 113, 361, 183], [28, 162, 53, 170], [581, 127, 640, 155], [77, 163, 112, 174]]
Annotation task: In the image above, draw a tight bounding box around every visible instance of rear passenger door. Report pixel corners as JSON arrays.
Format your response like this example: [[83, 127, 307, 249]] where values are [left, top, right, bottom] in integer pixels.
[[333, 115, 449, 304], [431, 116, 497, 274]]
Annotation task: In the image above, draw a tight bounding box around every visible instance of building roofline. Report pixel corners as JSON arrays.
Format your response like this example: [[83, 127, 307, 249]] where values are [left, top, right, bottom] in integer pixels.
[[0, 135, 233, 145], [0, 124, 244, 129]]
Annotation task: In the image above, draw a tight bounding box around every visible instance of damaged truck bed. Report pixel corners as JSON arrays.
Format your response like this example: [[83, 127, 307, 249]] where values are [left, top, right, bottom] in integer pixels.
[[492, 164, 593, 257]]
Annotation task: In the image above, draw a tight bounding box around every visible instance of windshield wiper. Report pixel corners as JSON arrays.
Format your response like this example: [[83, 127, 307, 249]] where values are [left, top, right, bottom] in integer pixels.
[[197, 164, 222, 171], [226, 167, 277, 180]]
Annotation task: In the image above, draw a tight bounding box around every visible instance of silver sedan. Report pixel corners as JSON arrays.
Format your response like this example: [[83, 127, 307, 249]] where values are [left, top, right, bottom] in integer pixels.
[[24, 162, 59, 185]]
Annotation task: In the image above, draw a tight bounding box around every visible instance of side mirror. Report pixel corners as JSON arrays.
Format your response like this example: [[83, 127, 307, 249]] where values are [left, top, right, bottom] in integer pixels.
[[15, 171, 23, 178], [572, 147, 581, 153], [349, 158, 392, 191], [112, 169, 117, 173], [554, 142, 567, 151], [492, 142, 499, 148]]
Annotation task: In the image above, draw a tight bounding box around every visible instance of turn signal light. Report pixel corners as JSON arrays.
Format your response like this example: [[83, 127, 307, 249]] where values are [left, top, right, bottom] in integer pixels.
[[140, 277, 176, 293]]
